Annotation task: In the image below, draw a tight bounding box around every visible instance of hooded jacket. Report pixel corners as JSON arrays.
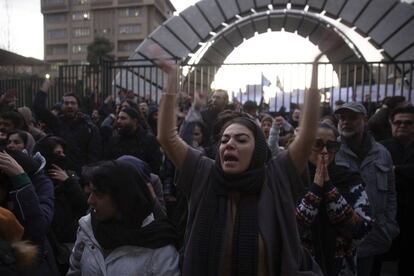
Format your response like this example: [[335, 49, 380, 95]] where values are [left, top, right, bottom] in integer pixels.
[[2, 151, 59, 275]]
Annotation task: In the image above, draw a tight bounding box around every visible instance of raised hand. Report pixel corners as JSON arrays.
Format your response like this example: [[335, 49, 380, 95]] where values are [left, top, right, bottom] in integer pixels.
[[0, 151, 24, 176], [193, 90, 207, 110], [40, 79, 53, 93], [149, 44, 179, 94]]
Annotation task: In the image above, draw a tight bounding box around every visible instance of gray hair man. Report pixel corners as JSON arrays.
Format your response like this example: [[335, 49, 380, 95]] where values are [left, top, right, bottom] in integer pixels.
[[334, 102, 399, 276]]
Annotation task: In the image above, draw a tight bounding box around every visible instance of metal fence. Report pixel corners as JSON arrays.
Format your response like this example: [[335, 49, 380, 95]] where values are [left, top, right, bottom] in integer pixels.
[[1, 60, 413, 114]]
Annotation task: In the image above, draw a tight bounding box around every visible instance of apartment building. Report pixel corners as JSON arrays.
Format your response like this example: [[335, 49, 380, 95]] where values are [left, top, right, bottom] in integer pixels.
[[41, 0, 175, 66]]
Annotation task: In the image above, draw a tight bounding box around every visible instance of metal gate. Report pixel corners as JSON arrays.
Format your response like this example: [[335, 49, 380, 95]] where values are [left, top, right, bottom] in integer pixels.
[[1, 60, 413, 114]]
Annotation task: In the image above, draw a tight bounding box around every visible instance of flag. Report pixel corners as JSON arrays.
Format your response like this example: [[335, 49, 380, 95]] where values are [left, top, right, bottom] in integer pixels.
[[261, 73, 271, 87], [276, 76, 284, 92]]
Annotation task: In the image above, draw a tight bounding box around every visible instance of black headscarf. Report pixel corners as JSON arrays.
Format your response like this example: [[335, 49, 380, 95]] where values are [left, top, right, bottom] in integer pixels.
[[191, 117, 270, 276], [90, 161, 177, 250], [33, 135, 78, 173]]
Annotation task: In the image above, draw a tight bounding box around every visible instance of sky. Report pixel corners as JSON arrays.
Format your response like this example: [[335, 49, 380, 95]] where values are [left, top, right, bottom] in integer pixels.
[[0, 0, 197, 59]]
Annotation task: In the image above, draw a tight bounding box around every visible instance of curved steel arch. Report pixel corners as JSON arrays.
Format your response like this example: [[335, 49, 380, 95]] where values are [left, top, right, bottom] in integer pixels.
[[131, 0, 414, 63], [122, 0, 414, 90], [195, 9, 365, 65]]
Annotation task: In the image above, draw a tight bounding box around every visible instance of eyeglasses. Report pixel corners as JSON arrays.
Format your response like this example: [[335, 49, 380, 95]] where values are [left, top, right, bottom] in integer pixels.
[[392, 120, 414, 126], [312, 139, 340, 153]]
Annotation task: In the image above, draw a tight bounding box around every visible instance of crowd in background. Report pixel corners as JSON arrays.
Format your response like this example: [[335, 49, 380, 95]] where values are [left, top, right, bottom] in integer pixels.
[[0, 56, 412, 276]]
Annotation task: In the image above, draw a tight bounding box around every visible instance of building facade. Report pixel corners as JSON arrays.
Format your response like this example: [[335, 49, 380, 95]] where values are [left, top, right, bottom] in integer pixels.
[[41, 0, 175, 66]]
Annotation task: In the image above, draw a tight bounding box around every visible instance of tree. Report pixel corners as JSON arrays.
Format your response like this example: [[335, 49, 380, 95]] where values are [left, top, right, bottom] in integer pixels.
[[87, 36, 114, 65]]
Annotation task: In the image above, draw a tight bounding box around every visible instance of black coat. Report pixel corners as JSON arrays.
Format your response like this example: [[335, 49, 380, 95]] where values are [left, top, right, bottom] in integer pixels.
[[51, 176, 87, 243], [33, 90, 102, 169], [104, 129, 162, 174], [381, 138, 414, 258]]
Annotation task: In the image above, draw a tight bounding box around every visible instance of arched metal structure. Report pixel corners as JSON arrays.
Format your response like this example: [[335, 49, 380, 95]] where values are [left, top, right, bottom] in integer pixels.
[[133, 0, 414, 61], [122, 0, 414, 90]]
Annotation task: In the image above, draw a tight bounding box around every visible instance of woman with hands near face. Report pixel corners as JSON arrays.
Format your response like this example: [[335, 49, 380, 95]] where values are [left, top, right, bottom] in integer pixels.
[[296, 123, 373, 276], [0, 150, 60, 275], [34, 136, 88, 274]]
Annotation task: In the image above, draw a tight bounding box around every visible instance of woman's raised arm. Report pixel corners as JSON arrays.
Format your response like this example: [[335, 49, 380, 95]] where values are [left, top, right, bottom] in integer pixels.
[[154, 53, 189, 170], [288, 53, 323, 173]]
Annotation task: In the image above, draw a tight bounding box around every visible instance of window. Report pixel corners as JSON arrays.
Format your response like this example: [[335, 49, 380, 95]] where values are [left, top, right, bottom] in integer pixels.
[[46, 45, 67, 55], [47, 29, 67, 39], [72, 11, 90, 20], [73, 28, 90, 37], [72, 44, 87, 54], [101, 28, 111, 34], [51, 62, 66, 72], [43, 0, 65, 4], [119, 8, 140, 17], [118, 40, 140, 52], [71, 0, 89, 4], [119, 24, 141, 34], [45, 13, 66, 23], [94, 28, 111, 36]]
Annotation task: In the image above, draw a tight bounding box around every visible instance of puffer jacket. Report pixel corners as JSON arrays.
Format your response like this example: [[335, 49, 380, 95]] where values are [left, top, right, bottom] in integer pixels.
[[67, 214, 180, 276]]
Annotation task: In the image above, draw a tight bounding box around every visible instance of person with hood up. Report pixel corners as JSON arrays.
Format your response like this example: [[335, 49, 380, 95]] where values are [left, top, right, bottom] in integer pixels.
[[34, 135, 88, 274], [0, 150, 59, 275]]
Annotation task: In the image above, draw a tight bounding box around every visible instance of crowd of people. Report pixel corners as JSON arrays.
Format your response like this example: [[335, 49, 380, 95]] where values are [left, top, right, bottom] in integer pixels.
[[0, 51, 412, 276]]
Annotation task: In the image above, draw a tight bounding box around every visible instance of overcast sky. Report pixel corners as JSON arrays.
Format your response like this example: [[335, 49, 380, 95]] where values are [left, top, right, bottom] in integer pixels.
[[0, 0, 198, 59]]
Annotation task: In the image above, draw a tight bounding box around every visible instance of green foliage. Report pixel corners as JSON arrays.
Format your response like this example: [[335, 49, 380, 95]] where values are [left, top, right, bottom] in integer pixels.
[[87, 36, 114, 65]]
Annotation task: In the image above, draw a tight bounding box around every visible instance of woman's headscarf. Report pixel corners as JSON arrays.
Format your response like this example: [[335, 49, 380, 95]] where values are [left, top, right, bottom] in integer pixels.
[[192, 117, 270, 276], [90, 161, 177, 250]]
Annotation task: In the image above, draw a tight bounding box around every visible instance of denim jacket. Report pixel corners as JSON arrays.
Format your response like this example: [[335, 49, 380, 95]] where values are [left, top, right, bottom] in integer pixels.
[[67, 214, 180, 276], [335, 135, 399, 257]]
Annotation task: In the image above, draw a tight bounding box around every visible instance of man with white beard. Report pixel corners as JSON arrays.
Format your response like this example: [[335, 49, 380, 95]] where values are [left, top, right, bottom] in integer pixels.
[[334, 102, 399, 276]]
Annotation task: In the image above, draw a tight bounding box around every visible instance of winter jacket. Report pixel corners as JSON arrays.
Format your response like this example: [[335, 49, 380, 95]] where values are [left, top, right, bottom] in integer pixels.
[[8, 172, 59, 276], [336, 136, 399, 257], [67, 214, 181, 276], [33, 90, 102, 168], [52, 175, 88, 243], [104, 129, 161, 174]]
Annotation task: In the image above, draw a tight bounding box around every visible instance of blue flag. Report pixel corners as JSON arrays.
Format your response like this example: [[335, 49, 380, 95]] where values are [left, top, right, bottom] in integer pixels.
[[261, 73, 271, 87]]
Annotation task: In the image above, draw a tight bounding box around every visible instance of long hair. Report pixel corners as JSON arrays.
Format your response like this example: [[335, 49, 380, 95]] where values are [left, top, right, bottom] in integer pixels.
[[90, 161, 154, 227]]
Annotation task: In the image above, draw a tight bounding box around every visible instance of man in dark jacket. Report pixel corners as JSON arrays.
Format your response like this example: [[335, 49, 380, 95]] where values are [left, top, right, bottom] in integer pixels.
[[104, 107, 161, 174], [380, 105, 414, 276], [33, 80, 102, 172], [367, 96, 405, 141]]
